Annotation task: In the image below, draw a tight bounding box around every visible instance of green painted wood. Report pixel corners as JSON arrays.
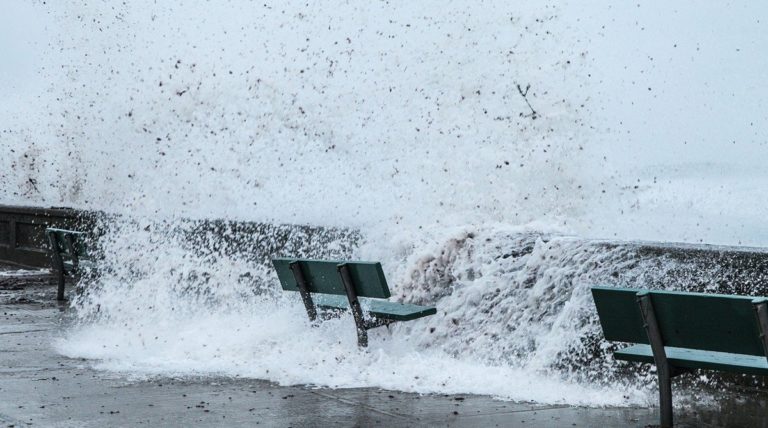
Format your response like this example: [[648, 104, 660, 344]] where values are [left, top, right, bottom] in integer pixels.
[[314, 294, 436, 321], [272, 258, 391, 298], [649, 290, 765, 356], [615, 344, 768, 376], [591, 287, 648, 344], [592, 286, 766, 356], [46, 228, 90, 260]]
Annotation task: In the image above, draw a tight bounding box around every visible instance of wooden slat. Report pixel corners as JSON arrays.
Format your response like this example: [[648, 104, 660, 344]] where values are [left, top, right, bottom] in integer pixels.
[[591, 286, 648, 344], [615, 344, 768, 376], [46, 228, 90, 259], [592, 286, 766, 356], [650, 290, 765, 356], [314, 294, 436, 321], [272, 258, 391, 298]]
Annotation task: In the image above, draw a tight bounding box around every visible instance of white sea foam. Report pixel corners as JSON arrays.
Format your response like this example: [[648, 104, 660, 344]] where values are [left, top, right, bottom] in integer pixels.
[[56, 310, 650, 407], [55, 220, 654, 406]]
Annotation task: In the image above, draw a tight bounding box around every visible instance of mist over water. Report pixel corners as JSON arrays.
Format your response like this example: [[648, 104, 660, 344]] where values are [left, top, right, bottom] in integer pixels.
[[2, 1, 767, 406]]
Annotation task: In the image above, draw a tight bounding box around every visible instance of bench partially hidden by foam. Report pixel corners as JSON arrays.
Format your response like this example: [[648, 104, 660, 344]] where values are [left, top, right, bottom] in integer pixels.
[[592, 286, 768, 427], [272, 258, 436, 347]]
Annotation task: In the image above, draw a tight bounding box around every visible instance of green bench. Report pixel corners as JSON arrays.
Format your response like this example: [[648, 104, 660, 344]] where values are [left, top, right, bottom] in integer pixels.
[[46, 228, 94, 301], [592, 286, 768, 427], [272, 258, 436, 347]]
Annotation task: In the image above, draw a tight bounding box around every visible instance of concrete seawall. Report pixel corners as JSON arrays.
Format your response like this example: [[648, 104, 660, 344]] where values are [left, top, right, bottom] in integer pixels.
[[4, 204, 768, 289]]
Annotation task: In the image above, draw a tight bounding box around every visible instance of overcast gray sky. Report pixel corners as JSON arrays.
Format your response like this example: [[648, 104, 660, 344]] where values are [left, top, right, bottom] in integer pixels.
[[0, 1, 49, 117]]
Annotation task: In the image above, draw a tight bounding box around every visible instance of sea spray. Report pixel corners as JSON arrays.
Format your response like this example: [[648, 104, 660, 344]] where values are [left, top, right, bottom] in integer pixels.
[[60, 213, 768, 405], [5, 2, 768, 244], [2, 0, 764, 407], [4, 1, 595, 231], [58, 216, 660, 406]]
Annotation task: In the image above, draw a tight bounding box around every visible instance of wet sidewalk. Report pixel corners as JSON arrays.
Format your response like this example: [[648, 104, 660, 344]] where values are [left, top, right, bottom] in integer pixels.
[[0, 268, 766, 427]]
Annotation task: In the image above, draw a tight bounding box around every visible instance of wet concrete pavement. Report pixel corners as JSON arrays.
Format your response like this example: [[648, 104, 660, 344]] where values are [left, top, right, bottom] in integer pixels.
[[1, 268, 766, 427]]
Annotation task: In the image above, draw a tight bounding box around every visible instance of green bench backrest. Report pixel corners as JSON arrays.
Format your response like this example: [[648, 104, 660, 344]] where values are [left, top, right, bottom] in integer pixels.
[[46, 228, 90, 260], [272, 258, 391, 299], [592, 286, 765, 356]]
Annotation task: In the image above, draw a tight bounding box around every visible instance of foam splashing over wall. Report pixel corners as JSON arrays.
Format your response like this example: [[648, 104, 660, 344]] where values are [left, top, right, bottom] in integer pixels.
[[57, 218, 657, 406]]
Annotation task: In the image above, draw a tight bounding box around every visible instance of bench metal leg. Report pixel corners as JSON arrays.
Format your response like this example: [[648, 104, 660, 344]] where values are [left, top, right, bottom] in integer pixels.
[[637, 292, 673, 428], [289, 261, 317, 322], [355, 322, 368, 347], [657, 365, 673, 428], [47, 232, 67, 302], [337, 263, 368, 348], [55, 271, 66, 301]]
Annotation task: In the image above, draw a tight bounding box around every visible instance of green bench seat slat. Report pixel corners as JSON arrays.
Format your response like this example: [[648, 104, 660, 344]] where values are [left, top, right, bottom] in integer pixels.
[[592, 286, 766, 356], [615, 344, 768, 376], [273, 258, 390, 298], [314, 294, 436, 321]]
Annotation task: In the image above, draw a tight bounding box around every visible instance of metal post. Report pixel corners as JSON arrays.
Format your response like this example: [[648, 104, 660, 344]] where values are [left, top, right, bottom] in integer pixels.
[[637, 291, 673, 428], [46, 231, 67, 302], [289, 261, 317, 322], [752, 299, 768, 362], [337, 263, 368, 347]]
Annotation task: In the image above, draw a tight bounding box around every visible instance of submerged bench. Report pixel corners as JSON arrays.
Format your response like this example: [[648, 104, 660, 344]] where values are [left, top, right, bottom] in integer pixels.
[[46, 228, 94, 301], [272, 258, 436, 347], [592, 286, 768, 427]]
